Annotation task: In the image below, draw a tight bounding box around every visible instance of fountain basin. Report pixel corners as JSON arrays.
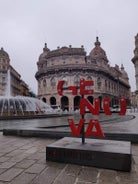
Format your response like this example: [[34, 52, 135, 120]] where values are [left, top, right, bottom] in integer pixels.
[[0, 96, 53, 117]]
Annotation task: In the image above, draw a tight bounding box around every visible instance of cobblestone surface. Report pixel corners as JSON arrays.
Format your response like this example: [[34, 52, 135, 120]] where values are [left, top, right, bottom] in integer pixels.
[[0, 132, 138, 184]]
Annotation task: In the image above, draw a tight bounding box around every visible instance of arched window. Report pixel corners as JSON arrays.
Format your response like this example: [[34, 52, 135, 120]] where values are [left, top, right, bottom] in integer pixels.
[[109, 81, 110, 91], [62, 76, 68, 87], [42, 97, 46, 103], [51, 77, 56, 87], [111, 83, 113, 93], [50, 97, 56, 105], [74, 75, 80, 86], [87, 76, 92, 80], [61, 96, 69, 111], [43, 79, 46, 87], [86, 76, 92, 89], [97, 77, 101, 90], [105, 80, 107, 91], [38, 79, 42, 89]]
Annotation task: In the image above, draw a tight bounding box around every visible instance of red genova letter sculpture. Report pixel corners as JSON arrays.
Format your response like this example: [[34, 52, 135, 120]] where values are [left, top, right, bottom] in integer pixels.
[[57, 78, 126, 143]]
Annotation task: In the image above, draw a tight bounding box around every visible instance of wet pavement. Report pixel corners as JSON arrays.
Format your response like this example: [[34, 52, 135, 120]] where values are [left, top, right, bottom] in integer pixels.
[[0, 111, 138, 183], [0, 132, 138, 183], [0, 112, 134, 131], [2, 112, 138, 143]]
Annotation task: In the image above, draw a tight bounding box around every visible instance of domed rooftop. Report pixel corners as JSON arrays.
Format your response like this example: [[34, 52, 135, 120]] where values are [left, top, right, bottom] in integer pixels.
[[89, 37, 109, 63], [39, 43, 50, 60], [121, 64, 128, 80], [0, 47, 9, 59]]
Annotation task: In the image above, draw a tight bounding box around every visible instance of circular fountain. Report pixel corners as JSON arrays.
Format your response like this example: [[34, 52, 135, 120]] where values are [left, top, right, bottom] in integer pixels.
[[0, 70, 53, 118], [0, 96, 53, 117]]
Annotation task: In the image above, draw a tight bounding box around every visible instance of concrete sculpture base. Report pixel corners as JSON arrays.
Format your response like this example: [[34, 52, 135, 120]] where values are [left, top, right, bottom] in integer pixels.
[[46, 137, 131, 172]]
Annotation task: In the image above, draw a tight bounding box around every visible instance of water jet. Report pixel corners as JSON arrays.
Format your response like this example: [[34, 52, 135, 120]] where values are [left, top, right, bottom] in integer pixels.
[[0, 70, 53, 118]]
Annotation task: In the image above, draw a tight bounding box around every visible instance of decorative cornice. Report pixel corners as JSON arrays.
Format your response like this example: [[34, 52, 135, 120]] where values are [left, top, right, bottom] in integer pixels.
[[35, 66, 130, 88]]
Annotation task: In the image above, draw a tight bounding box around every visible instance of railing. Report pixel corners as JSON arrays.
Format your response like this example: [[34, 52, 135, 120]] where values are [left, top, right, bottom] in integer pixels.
[[37, 63, 109, 75], [36, 63, 130, 87]]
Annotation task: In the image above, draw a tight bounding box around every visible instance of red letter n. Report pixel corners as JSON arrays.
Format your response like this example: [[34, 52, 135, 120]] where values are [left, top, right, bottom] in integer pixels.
[[80, 98, 100, 115]]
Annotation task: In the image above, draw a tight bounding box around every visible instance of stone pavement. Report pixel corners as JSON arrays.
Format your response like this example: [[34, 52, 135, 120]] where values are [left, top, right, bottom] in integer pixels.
[[0, 132, 138, 184]]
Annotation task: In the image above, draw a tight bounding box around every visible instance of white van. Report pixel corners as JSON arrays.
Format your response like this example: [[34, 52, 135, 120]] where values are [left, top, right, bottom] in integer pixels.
[[110, 105, 120, 112], [51, 105, 62, 113]]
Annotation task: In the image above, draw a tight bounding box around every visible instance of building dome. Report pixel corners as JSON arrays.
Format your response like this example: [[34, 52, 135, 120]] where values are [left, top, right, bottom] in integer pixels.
[[121, 64, 128, 80], [0, 47, 9, 59], [38, 43, 50, 61], [89, 37, 109, 63]]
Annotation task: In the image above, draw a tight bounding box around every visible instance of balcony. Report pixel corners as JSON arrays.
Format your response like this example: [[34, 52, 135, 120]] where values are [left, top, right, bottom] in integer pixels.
[[36, 63, 111, 77]]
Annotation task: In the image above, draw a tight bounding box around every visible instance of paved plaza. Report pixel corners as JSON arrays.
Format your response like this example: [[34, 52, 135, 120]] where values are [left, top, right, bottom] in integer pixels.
[[0, 111, 138, 183], [0, 132, 137, 184]]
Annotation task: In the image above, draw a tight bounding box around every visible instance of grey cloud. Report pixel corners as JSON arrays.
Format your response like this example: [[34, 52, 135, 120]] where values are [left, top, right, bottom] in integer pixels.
[[0, 0, 138, 93]]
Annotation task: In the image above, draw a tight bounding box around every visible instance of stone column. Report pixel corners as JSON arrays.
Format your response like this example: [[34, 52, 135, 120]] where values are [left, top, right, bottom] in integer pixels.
[[69, 95, 74, 112]]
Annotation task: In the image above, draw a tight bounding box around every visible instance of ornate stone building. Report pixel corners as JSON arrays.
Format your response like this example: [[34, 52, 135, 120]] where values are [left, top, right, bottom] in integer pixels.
[[131, 92, 137, 107], [132, 33, 138, 107], [0, 47, 30, 96], [35, 37, 130, 111]]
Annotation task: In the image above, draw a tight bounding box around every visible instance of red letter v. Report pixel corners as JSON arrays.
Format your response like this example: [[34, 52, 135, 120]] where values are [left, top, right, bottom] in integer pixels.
[[68, 119, 85, 136]]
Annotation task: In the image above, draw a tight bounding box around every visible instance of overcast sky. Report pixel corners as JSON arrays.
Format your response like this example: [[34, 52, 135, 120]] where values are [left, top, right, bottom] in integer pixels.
[[0, 0, 138, 94]]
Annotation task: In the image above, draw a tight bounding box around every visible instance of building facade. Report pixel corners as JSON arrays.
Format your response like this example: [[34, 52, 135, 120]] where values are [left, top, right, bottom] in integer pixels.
[[130, 92, 137, 107], [35, 38, 130, 111], [0, 47, 30, 96], [132, 33, 138, 107]]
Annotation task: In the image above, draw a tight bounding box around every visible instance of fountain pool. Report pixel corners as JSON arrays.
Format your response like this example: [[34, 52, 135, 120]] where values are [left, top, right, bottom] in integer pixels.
[[0, 70, 53, 117], [0, 96, 53, 116]]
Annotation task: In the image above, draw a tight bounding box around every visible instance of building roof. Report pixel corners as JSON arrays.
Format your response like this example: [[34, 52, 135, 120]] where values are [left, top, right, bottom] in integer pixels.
[[0, 47, 9, 59], [121, 64, 128, 80], [46, 46, 86, 59], [89, 37, 109, 63], [39, 43, 50, 60]]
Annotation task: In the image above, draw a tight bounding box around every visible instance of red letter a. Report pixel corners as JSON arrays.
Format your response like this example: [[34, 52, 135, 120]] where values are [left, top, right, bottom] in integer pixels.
[[85, 119, 105, 137], [68, 119, 85, 136]]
